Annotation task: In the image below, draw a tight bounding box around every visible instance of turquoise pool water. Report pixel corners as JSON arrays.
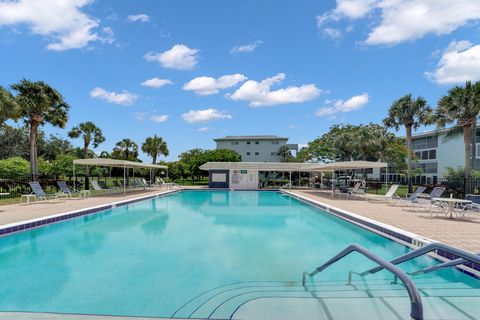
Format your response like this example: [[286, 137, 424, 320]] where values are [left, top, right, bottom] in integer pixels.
[[0, 190, 478, 319]]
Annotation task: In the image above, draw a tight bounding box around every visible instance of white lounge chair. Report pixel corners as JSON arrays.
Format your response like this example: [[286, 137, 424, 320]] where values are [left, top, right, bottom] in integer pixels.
[[91, 180, 117, 194], [366, 184, 400, 203], [349, 182, 366, 200]]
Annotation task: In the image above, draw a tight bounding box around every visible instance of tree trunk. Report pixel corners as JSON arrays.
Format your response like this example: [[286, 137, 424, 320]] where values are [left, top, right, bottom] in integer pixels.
[[471, 122, 477, 172], [464, 125, 473, 194], [405, 124, 413, 193], [29, 123, 39, 181]]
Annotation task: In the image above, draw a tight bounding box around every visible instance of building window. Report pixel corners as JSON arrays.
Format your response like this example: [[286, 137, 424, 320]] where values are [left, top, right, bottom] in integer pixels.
[[246, 141, 251, 145], [429, 149, 436, 160], [255, 152, 259, 156], [271, 141, 279, 145], [230, 141, 238, 145], [476, 144, 480, 159], [271, 152, 275, 156], [246, 152, 250, 156], [255, 141, 259, 144]]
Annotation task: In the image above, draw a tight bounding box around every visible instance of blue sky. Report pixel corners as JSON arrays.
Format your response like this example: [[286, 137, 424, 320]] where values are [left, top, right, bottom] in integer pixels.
[[1, 0, 480, 162]]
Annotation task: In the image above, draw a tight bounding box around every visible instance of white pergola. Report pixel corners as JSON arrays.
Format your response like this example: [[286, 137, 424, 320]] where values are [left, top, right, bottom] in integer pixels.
[[73, 158, 168, 195], [200, 160, 388, 190]]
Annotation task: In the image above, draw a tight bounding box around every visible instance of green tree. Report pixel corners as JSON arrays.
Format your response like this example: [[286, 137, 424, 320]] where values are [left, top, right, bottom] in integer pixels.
[[39, 134, 73, 161], [204, 149, 241, 162], [178, 148, 206, 180], [0, 86, 19, 124], [141, 135, 169, 164], [0, 156, 30, 176], [278, 145, 293, 162], [0, 124, 30, 159], [68, 121, 105, 159], [383, 94, 432, 192], [434, 81, 480, 192], [113, 138, 139, 161], [11, 79, 69, 179]]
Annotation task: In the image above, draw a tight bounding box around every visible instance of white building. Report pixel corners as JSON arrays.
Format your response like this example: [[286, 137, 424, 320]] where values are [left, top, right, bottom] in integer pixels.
[[214, 135, 298, 162], [390, 128, 469, 183]]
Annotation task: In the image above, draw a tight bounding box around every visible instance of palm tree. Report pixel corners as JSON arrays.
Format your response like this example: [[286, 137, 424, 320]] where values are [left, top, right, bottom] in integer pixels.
[[0, 86, 18, 124], [11, 80, 69, 179], [113, 138, 139, 161], [68, 122, 105, 159], [435, 81, 480, 192], [278, 145, 292, 162], [141, 135, 169, 164], [383, 94, 432, 192]]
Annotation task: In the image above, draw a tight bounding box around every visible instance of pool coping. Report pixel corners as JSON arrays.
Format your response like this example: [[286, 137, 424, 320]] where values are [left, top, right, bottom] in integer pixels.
[[281, 189, 480, 280], [0, 189, 180, 237]]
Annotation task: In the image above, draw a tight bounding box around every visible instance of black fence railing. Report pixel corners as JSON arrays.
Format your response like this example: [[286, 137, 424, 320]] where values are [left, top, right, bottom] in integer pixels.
[[0, 172, 157, 200]]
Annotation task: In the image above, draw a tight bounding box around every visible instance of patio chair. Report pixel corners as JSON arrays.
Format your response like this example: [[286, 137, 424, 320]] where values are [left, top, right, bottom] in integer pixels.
[[57, 181, 82, 199], [349, 182, 366, 200], [132, 179, 146, 190], [409, 187, 447, 214], [392, 186, 426, 207], [28, 181, 65, 202], [366, 184, 400, 203], [457, 202, 480, 219], [99, 180, 120, 193], [91, 180, 116, 194], [337, 185, 349, 198], [141, 178, 154, 188]]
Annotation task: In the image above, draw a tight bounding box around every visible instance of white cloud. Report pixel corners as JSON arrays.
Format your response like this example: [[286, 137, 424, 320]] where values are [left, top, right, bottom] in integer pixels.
[[134, 112, 146, 121], [289, 124, 300, 129], [230, 40, 263, 54], [228, 73, 322, 107], [425, 40, 480, 85], [316, 93, 369, 116], [318, 0, 480, 45], [141, 77, 173, 89], [183, 74, 247, 96], [0, 0, 107, 51], [144, 44, 199, 70], [127, 14, 150, 23], [90, 87, 138, 105], [150, 114, 169, 123], [182, 108, 232, 123], [197, 127, 210, 132], [323, 28, 343, 39]]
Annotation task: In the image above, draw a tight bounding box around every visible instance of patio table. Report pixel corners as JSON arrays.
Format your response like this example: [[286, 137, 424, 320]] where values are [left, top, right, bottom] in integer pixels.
[[433, 198, 471, 219]]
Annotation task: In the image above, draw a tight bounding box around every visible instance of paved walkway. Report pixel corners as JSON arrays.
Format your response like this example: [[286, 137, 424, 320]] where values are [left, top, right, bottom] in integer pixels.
[[290, 190, 480, 252], [0, 188, 176, 226]]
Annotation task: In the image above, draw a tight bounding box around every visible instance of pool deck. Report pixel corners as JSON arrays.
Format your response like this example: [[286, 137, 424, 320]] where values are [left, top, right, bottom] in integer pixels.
[[289, 190, 480, 253], [0, 187, 179, 227]]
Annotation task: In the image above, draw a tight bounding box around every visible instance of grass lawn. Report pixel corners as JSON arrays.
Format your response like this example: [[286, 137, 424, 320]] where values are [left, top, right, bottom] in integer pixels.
[[366, 184, 409, 197]]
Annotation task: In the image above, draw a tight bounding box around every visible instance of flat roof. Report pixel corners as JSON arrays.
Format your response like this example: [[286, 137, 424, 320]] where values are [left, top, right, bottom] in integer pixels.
[[214, 135, 288, 141], [73, 158, 168, 170], [200, 161, 387, 172]]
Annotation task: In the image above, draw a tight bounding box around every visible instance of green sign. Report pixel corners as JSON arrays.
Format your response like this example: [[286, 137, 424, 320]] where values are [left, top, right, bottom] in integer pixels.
[[240, 170, 248, 174]]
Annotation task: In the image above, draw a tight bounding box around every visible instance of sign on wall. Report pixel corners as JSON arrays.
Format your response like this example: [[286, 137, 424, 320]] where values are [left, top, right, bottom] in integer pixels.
[[212, 173, 227, 182]]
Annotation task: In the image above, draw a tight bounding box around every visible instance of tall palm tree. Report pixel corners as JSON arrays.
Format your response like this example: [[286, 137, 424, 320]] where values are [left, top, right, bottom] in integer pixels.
[[383, 94, 432, 192], [114, 138, 139, 161], [278, 145, 292, 162], [68, 122, 105, 159], [141, 135, 169, 164], [435, 81, 480, 192], [0, 86, 19, 124], [11, 80, 69, 179]]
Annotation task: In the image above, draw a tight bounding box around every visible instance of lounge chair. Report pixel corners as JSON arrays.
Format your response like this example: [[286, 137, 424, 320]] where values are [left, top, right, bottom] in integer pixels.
[[348, 181, 366, 200], [57, 181, 82, 198], [409, 187, 447, 214], [132, 179, 146, 190], [92, 180, 117, 194], [28, 181, 65, 202], [391, 186, 426, 207], [457, 202, 480, 219], [141, 178, 154, 188], [366, 184, 400, 203]]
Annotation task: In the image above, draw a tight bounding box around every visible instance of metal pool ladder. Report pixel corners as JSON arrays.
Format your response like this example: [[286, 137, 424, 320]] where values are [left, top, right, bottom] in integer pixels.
[[302, 244, 424, 320]]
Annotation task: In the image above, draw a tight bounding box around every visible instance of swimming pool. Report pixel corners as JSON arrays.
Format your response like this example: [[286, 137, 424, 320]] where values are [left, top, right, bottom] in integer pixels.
[[0, 190, 478, 319]]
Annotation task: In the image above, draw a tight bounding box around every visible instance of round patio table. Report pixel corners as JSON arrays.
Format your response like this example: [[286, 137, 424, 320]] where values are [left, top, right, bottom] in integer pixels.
[[433, 198, 471, 219]]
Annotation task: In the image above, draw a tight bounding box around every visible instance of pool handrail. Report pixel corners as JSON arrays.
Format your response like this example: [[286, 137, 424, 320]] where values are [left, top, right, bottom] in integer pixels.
[[362, 243, 480, 276], [409, 252, 480, 276], [302, 243, 423, 320]]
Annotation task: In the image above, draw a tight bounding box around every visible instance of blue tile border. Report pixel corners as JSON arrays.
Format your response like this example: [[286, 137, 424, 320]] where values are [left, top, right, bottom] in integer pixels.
[[0, 190, 179, 238], [282, 190, 480, 280]]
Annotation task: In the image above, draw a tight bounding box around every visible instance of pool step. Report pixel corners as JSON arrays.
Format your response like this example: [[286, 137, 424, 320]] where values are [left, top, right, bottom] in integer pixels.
[[172, 279, 480, 320]]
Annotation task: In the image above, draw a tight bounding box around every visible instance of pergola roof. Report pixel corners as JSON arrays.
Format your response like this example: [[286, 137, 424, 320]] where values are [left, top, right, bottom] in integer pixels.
[[320, 161, 388, 171], [73, 158, 167, 170], [200, 161, 387, 172]]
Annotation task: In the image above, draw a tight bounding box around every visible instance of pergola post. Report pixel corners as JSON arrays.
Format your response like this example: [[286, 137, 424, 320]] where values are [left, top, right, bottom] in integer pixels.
[[123, 165, 126, 195], [289, 171, 292, 189], [73, 164, 76, 192]]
